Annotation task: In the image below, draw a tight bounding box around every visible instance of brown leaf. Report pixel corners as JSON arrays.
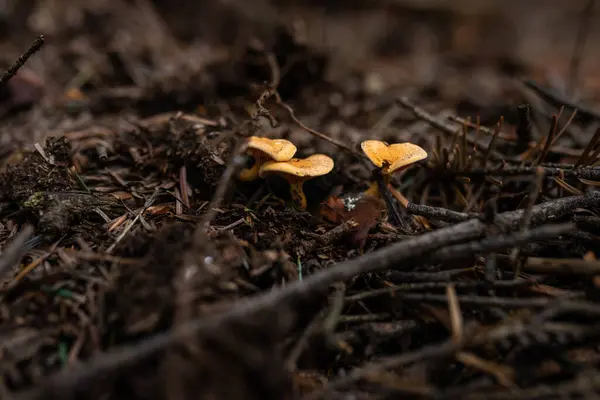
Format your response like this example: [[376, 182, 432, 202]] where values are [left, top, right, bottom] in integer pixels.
[[319, 195, 348, 223], [348, 195, 386, 247], [320, 194, 386, 248]]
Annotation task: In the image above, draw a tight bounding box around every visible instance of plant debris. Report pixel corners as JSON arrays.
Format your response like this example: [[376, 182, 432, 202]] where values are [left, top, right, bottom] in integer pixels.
[[1, 1, 600, 400]]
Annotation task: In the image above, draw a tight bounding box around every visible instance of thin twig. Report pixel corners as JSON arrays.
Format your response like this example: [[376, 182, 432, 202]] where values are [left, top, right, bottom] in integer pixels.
[[196, 139, 248, 232], [497, 254, 600, 275], [574, 125, 600, 168], [16, 194, 600, 399], [345, 279, 537, 302], [305, 318, 586, 399], [0, 225, 34, 281], [106, 190, 159, 253], [523, 79, 600, 121], [510, 167, 545, 277], [464, 369, 600, 400], [447, 115, 513, 141], [0, 35, 45, 87], [483, 118, 503, 167], [447, 284, 463, 343], [407, 203, 479, 223], [397, 97, 506, 161], [535, 115, 558, 166], [460, 165, 600, 181], [274, 92, 365, 160]]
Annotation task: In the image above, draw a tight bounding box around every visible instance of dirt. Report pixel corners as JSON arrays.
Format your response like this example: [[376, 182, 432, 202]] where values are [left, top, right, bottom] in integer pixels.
[[1, 1, 600, 399]]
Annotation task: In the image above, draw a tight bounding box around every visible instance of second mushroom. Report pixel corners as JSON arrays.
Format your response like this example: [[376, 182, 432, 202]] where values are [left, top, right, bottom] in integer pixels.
[[361, 140, 428, 206], [259, 154, 334, 210]]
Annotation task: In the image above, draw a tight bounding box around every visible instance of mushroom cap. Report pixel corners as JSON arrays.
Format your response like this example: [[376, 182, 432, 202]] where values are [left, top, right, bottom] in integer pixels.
[[259, 154, 334, 179], [246, 136, 297, 161], [360, 140, 427, 173]]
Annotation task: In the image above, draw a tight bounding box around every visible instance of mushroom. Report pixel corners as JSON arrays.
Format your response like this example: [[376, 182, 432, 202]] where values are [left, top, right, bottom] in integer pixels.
[[259, 154, 334, 210], [360, 140, 428, 204], [238, 136, 297, 182]]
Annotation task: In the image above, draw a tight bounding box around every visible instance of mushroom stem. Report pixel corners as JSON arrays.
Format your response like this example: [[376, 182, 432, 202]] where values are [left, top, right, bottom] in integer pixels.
[[364, 174, 390, 198], [238, 150, 264, 181], [364, 182, 380, 197], [364, 174, 413, 210], [289, 180, 308, 210]]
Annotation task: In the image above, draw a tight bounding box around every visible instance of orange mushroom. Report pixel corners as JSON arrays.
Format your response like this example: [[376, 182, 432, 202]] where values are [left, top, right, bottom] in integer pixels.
[[238, 136, 297, 182], [259, 154, 334, 210], [360, 140, 427, 204]]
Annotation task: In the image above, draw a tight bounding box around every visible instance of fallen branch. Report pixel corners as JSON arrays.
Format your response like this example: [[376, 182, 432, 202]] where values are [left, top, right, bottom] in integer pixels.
[[461, 166, 600, 180], [407, 203, 479, 223], [16, 193, 600, 399], [396, 97, 507, 161], [523, 79, 600, 121], [0, 35, 44, 87]]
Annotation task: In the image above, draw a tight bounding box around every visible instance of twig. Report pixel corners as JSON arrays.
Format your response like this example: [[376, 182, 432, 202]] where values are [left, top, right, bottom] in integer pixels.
[[497, 254, 600, 275], [304, 219, 359, 253], [377, 170, 408, 230], [535, 115, 558, 166], [0, 35, 44, 87], [464, 369, 600, 400], [574, 125, 600, 168], [274, 92, 365, 160], [397, 97, 506, 161], [106, 190, 159, 253], [521, 172, 548, 229], [407, 203, 479, 223], [395, 292, 574, 309], [447, 284, 463, 343], [460, 165, 600, 180], [0, 225, 34, 281], [322, 283, 346, 338], [516, 104, 533, 148], [305, 318, 580, 399], [550, 108, 578, 147], [447, 115, 513, 141], [285, 308, 325, 372], [455, 352, 515, 388], [345, 279, 536, 302], [264, 51, 281, 90], [483, 118, 503, 167], [523, 79, 600, 121], [423, 223, 573, 264], [196, 140, 248, 232], [16, 194, 600, 399], [510, 167, 545, 277], [387, 268, 474, 282]]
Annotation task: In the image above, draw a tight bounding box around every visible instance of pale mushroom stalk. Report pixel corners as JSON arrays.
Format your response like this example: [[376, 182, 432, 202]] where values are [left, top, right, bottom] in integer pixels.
[[364, 170, 410, 207], [364, 172, 391, 198], [259, 154, 335, 210], [238, 149, 268, 181]]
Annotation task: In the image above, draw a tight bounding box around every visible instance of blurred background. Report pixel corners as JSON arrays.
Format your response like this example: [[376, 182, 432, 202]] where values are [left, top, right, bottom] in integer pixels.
[[0, 0, 596, 86], [0, 0, 597, 147]]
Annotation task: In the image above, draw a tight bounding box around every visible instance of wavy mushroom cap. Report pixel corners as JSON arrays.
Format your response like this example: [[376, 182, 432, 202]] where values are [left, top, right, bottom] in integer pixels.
[[360, 140, 427, 174], [247, 136, 297, 161], [259, 154, 335, 179]]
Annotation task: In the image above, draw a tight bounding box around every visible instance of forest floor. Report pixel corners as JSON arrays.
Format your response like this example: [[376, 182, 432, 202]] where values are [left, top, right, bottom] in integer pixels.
[[1, 1, 600, 399]]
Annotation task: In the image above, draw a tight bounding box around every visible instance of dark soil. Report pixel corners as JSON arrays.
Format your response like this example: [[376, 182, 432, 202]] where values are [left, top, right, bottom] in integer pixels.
[[1, 1, 600, 399]]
